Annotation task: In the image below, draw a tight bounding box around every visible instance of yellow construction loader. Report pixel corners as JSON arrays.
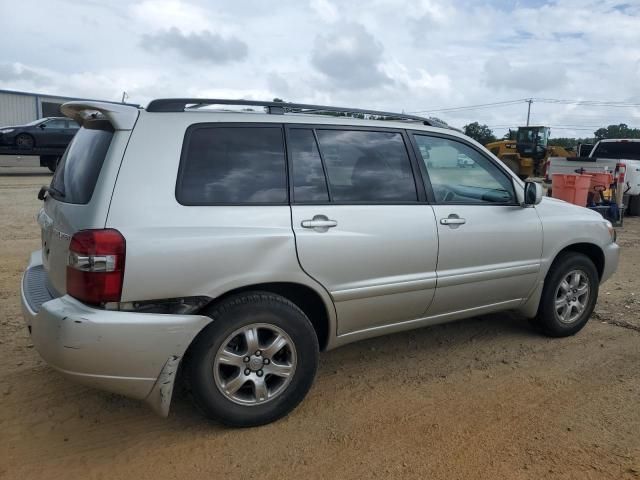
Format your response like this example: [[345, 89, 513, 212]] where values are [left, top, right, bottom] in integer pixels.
[[486, 126, 575, 179]]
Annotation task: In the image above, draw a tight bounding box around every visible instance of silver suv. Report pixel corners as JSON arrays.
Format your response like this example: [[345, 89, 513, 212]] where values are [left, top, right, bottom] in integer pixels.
[[21, 99, 619, 426]]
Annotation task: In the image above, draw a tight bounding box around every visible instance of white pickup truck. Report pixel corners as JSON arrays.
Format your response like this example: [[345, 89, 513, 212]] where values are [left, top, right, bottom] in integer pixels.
[[547, 138, 640, 215]]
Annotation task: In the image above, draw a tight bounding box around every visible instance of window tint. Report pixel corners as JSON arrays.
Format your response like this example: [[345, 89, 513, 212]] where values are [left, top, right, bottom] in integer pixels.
[[315, 130, 417, 202], [50, 125, 114, 204], [592, 141, 640, 161], [178, 126, 287, 205], [289, 129, 329, 203], [414, 135, 515, 204]]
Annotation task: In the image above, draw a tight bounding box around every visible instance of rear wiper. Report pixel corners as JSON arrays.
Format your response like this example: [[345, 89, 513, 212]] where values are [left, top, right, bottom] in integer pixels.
[[37, 185, 65, 201]]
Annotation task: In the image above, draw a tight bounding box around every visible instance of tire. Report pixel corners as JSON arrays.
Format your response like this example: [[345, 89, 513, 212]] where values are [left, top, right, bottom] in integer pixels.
[[15, 133, 34, 149], [187, 292, 319, 427], [44, 156, 60, 173], [627, 195, 640, 217], [535, 252, 599, 337]]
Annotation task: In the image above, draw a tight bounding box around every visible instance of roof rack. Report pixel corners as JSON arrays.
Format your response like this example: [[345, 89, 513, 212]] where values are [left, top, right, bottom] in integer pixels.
[[146, 98, 438, 126]]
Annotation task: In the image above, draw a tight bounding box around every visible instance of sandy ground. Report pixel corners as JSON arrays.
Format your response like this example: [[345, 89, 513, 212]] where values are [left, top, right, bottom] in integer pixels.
[[1, 158, 639, 480]]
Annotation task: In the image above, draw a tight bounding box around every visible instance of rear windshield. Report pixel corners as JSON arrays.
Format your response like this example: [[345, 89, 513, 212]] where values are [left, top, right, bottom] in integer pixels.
[[592, 142, 640, 161], [50, 124, 114, 204]]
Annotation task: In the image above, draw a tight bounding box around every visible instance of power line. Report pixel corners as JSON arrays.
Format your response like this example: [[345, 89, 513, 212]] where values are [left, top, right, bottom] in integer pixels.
[[534, 98, 640, 108], [410, 99, 528, 114], [410, 97, 640, 115]]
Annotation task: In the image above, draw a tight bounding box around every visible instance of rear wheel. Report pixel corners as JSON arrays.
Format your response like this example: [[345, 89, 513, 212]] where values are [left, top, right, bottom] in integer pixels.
[[15, 133, 34, 149], [187, 292, 319, 427], [43, 156, 60, 173], [535, 252, 598, 337]]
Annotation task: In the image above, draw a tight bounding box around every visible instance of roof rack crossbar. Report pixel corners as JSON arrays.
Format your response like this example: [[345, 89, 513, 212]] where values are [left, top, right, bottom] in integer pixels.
[[146, 98, 434, 125]]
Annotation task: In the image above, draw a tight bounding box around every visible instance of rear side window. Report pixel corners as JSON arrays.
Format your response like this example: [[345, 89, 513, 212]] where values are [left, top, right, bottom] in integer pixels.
[[315, 130, 417, 202], [592, 142, 640, 161], [177, 126, 287, 205], [288, 129, 329, 202], [45, 119, 67, 129], [50, 125, 114, 204]]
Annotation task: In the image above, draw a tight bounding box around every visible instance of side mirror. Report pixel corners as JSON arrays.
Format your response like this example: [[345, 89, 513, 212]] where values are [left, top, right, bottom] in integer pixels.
[[523, 181, 543, 206], [39, 124, 46, 129]]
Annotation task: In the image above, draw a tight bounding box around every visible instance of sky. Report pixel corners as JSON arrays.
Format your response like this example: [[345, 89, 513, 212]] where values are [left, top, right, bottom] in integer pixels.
[[1, 0, 639, 138]]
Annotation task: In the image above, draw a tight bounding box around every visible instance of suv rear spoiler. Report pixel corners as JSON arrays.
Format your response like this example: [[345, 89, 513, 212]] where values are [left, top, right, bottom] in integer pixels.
[[61, 101, 140, 130]]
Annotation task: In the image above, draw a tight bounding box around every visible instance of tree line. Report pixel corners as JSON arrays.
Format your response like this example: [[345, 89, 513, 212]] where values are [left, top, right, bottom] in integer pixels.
[[462, 122, 640, 147]]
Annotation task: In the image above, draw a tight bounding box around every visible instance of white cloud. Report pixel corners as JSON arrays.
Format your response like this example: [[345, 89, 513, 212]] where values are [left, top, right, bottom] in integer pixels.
[[0, 0, 638, 138], [309, 0, 339, 22], [484, 57, 568, 93], [131, 0, 213, 33]]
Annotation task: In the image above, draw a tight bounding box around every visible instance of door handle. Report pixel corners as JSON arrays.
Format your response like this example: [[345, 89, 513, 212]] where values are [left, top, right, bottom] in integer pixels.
[[301, 215, 337, 232], [440, 214, 466, 226]]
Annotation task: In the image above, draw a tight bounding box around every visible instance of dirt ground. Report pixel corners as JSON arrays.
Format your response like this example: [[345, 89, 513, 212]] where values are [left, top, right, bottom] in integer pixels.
[[1, 158, 639, 480]]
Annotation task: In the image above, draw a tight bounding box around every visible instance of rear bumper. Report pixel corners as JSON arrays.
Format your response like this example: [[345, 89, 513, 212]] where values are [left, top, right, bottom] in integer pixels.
[[21, 251, 210, 416]]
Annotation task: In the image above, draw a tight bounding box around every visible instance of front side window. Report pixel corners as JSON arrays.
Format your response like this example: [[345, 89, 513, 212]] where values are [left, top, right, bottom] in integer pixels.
[[315, 129, 417, 202], [177, 126, 287, 205], [413, 134, 515, 204]]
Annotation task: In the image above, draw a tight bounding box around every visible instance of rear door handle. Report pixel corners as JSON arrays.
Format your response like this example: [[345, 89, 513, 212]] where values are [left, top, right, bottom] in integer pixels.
[[440, 214, 466, 226], [301, 215, 337, 232]]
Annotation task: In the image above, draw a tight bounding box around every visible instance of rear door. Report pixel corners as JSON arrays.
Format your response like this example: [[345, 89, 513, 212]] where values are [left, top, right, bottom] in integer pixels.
[[40, 119, 124, 295], [410, 132, 542, 317], [289, 126, 439, 335]]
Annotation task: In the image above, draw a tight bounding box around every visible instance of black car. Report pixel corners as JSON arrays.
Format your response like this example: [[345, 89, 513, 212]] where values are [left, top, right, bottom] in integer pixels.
[[0, 117, 79, 149]]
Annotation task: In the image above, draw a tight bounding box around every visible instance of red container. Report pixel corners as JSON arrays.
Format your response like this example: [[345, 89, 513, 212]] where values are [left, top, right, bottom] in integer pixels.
[[587, 172, 613, 193], [551, 174, 591, 206]]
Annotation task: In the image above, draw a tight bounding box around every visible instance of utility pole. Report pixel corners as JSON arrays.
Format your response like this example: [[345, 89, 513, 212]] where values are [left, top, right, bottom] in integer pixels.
[[121, 91, 128, 103], [526, 98, 533, 126]]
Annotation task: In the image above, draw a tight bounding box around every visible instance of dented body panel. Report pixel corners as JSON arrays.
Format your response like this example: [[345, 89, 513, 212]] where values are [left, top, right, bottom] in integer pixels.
[[22, 251, 209, 414]]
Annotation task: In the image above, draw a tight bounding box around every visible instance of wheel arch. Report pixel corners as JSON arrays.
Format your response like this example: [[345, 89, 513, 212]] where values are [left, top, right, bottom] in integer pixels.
[[553, 242, 604, 280], [186, 282, 333, 356], [15, 131, 35, 147], [516, 241, 605, 319]]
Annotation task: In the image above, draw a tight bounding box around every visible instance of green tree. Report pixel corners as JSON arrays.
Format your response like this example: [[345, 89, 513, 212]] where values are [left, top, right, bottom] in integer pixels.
[[503, 129, 517, 140], [463, 122, 496, 145], [548, 137, 596, 148], [594, 124, 640, 140]]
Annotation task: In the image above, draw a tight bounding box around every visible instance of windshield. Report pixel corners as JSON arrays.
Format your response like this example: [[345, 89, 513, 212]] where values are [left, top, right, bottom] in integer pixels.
[[50, 123, 114, 204], [517, 127, 549, 147], [592, 142, 640, 161]]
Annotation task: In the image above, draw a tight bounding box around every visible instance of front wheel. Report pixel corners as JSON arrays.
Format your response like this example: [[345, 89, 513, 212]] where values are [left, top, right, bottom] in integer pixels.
[[535, 252, 599, 337], [187, 292, 319, 427], [15, 133, 34, 149]]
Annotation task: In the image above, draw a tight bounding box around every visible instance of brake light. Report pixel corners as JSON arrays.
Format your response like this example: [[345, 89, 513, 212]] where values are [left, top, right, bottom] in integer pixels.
[[67, 229, 126, 305]]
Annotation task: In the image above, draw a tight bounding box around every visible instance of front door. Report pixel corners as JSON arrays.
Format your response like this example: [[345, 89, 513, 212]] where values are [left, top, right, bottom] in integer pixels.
[[40, 119, 68, 146], [288, 126, 439, 335], [411, 133, 543, 318]]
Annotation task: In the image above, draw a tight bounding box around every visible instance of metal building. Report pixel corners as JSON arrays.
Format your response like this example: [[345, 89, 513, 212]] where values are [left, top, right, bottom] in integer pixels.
[[0, 89, 105, 127]]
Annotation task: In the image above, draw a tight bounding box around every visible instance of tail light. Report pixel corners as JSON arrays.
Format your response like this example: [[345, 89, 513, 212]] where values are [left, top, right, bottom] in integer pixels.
[[67, 229, 125, 305]]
